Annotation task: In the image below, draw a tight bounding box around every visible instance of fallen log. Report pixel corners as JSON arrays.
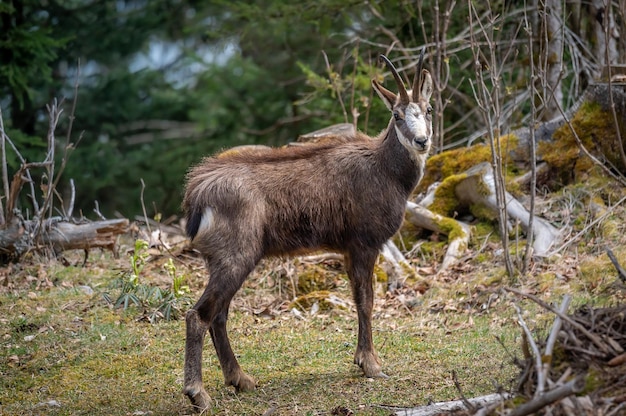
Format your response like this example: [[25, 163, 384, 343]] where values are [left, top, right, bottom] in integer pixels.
[[45, 218, 129, 255], [389, 393, 511, 416], [0, 217, 129, 262], [420, 162, 559, 257], [380, 240, 419, 289], [405, 201, 471, 273]]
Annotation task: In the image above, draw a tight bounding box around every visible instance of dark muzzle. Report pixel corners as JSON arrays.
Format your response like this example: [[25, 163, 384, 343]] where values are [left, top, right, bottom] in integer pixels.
[[413, 137, 428, 150]]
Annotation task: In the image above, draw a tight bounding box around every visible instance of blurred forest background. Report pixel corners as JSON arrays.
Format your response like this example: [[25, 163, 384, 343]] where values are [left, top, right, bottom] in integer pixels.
[[1, 0, 624, 218]]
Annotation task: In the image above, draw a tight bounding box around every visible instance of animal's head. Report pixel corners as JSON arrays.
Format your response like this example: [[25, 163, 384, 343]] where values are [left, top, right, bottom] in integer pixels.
[[372, 49, 433, 157]]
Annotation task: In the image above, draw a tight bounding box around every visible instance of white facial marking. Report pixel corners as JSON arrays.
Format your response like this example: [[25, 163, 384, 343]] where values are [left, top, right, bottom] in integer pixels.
[[405, 103, 428, 138], [198, 207, 214, 233], [394, 102, 431, 155]]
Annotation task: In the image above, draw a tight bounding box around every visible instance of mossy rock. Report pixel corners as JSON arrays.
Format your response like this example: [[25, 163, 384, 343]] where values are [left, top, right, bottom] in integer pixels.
[[417, 134, 519, 194], [290, 290, 349, 311], [540, 102, 625, 185], [419, 240, 447, 258], [417, 135, 521, 217], [373, 263, 388, 284], [295, 264, 337, 295]]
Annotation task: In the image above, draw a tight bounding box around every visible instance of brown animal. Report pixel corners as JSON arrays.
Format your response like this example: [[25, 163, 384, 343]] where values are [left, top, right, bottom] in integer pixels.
[[182, 51, 433, 411]]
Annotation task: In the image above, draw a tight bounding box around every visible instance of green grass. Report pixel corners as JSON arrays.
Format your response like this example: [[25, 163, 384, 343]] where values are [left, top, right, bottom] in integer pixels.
[[0, 260, 515, 416], [1, 236, 624, 415]]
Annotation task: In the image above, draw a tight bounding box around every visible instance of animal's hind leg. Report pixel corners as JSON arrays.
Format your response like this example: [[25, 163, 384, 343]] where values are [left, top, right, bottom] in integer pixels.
[[183, 308, 212, 412], [183, 255, 256, 411], [346, 247, 388, 378], [185, 255, 258, 399]]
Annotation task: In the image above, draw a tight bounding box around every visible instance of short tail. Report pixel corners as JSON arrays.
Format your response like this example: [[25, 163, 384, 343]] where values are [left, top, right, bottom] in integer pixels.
[[185, 207, 202, 240]]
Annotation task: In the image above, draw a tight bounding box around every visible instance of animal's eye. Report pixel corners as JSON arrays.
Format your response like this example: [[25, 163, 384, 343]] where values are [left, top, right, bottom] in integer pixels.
[[427, 106, 433, 114], [393, 112, 401, 121]]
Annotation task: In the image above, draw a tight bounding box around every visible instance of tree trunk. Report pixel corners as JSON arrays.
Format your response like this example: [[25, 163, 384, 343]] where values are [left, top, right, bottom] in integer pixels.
[[540, 0, 564, 121], [590, 0, 620, 72]]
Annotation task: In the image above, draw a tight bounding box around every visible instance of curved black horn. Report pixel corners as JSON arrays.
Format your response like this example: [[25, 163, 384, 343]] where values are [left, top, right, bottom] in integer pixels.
[[379, 54, 409, 104], [412, 47, 426, 101]]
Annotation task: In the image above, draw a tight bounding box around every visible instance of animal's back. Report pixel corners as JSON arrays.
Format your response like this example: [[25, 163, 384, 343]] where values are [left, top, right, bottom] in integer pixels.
[[183, 135, 406, 255]]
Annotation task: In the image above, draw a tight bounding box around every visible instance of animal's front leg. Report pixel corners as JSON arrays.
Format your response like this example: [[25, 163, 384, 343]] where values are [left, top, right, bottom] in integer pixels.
[[346, 248, 388, 379], [209, 309, 257, 391]]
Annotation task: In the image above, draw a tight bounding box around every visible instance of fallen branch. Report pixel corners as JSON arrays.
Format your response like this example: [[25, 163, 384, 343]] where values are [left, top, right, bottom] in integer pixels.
[[45, 218, 129, 255], [505, 287, 617, 356], [389, 393, 511, 416], [514, 304, 545, 396], [380, 240, 418, 289], [298, 253, 344, 264], [606, 246, 626, 283], [405, 201, 471, 272], [0, 218, 128, 261], [454, 163, 559, 257], [540, 296, 572, 395], [507, 377, 585, 416]]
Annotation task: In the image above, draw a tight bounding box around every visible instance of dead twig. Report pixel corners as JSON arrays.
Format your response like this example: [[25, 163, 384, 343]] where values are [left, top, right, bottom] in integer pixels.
[[541, 295, 572, 393], [548, 193, 626, 256], [514, 304, 545, 395], [606, 246, 626, 283], [508, 376, 585, 416], [451, 370, 475, 412], [505, 287, 615, 356]]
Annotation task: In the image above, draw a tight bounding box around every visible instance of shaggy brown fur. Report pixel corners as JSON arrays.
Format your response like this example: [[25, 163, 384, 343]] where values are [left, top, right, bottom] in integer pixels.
[[181, 53, 433, 412]]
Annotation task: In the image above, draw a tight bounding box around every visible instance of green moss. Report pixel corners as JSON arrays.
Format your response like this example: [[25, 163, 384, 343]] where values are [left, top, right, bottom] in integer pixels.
[[474, 253, 488, 263], [477, 273, 503, 286], [420, 240, 447, 257], [373, 263, 388, 283], [583, 367, 604, 394], [540, 102, 624, 184], [574, 251, 623, 293], [418, 134, 519, 193], [472, 221, 497, 238], [400, 262, 425, 285], [430, 173, 468, 216], [587, 196, 622, 240], [435, 216, 467, 242], [469, 203, 498, 222], [290, 290, 349, 311], [296, 265, 336, 295]]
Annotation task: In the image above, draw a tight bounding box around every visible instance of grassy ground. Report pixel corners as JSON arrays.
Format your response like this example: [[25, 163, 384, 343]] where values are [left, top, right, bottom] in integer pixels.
[[1, 195, 625, 415]]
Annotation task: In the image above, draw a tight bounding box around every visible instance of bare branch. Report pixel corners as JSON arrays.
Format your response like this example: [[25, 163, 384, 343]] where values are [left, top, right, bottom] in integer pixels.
[[67, 178, 76, 219], [508, 376, 585, 416], [541, 295, 572, 395], [514, 303, 545, 395], [0, 108, 7, 226], [505, 287, 617, 355], [140, 178, 151, 235], [606, 246, 626, 282]]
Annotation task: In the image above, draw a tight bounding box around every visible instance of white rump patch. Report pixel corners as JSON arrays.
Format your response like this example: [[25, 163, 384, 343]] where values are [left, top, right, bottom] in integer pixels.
[[198, 207, 215, 234]]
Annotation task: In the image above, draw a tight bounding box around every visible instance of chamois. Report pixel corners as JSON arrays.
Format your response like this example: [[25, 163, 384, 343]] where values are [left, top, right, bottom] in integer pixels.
[[182, 51, 433, 411]]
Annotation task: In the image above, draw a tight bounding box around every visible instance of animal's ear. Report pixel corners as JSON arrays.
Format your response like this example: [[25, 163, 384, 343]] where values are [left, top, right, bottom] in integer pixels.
[[372, 79, 397, 111], [421, 70, 433, 102]]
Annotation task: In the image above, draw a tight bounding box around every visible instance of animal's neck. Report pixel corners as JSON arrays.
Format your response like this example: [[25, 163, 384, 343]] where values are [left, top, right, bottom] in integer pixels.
[[378, 123, 423, 195]]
